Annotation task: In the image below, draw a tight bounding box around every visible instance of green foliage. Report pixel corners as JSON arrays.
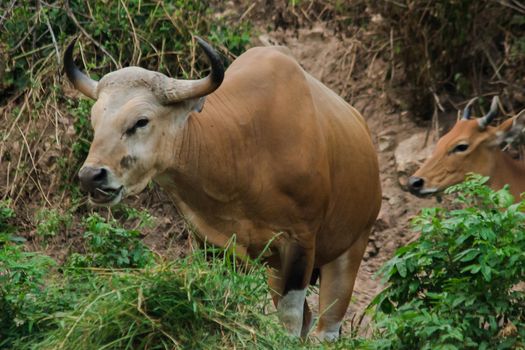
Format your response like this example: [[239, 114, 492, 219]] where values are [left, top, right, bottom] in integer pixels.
[[35, 208, 73, 238], [370, 174, 525, 349], [0, 243, 56, 348], [0, 200, 15, 235], [1, 0, 252, 98], [68, 213, 153, 269], [69, 99, 94, 168], [112, 205, 156, 229]]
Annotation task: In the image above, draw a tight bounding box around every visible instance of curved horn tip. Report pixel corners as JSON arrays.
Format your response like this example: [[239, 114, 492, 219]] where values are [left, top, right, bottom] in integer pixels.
[[63, 37, 79, 77], [194, 36, 224, 87], [478, 95, 500, 130], [63, 36, 98, 100], [485, 95, 499, 118], [462, 97, 479, 120], [489, 95, 500, 111]]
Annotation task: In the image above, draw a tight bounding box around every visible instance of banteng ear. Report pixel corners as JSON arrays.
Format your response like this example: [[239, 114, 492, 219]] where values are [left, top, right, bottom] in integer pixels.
[[192, 97, 206, 113], [177, 97, 206, 124], [495, 110, 525, 147]]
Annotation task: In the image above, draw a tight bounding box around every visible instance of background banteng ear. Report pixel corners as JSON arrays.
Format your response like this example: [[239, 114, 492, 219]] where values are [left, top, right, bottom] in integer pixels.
[[495, 110, 525, 148]]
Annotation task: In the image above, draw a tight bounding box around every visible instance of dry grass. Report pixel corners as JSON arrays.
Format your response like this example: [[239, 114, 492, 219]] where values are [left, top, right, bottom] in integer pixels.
[[0, 0, 251, 239]]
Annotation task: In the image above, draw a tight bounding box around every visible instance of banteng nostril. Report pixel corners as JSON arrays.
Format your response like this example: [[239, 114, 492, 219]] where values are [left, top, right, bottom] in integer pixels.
[[93, 168, 107, 182], [78, 166, 108, 191], [408, 176, 424, 190]]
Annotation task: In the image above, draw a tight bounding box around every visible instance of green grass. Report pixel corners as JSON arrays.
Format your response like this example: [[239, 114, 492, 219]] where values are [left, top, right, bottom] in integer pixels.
[[35, 251, 292, 350], [1, 245, 302, 349]]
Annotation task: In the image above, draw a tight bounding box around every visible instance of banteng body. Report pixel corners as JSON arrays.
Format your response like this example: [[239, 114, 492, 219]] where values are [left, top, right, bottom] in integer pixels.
[[65, 38, 381, 340]]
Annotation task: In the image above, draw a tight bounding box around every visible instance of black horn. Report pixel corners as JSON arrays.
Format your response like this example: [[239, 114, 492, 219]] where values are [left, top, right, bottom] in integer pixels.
[[158, 36, 224, 104], [64, 37, 98, 99], [462, 97, 479, 120], [477, 96, 499, 130]]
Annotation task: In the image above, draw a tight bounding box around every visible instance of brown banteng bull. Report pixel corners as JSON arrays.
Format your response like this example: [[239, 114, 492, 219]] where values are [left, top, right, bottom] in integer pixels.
[[408, 96, 525, 199], [64, 37, 381, 340]]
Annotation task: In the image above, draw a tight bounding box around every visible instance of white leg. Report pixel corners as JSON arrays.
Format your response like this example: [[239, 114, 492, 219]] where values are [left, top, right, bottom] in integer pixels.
[[277, 288, 307, 337], [313, 320, 342, 341]]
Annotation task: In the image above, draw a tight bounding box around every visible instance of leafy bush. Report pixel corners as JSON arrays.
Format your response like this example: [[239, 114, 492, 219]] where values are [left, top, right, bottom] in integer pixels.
[[0, 243, 56, 348], [0, 200, 15, 235], [68, 213, 153, 269], [35, 208, 73, 238], [370, 174, 525, 349], [1, 0, 252, 99]]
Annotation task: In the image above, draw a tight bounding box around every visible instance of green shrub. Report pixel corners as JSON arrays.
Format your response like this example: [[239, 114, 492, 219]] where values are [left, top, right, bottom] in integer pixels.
[[68, 213, 153, 269], [0, 200, 15, 235], [0, 243, 56, 348], [35, 208, 73, 239], [370, 174, 525, 349], [1, 0, 252, 100], [112, 205, 156, 229]]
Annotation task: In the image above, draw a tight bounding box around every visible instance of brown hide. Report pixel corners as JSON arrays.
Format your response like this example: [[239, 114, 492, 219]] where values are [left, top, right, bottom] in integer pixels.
[[154, 47, 381, 265]]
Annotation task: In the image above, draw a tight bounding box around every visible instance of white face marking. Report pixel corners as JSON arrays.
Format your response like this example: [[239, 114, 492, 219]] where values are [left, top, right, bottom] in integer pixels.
[[277, 288, 307, 337], [419, 187, 439, 195]]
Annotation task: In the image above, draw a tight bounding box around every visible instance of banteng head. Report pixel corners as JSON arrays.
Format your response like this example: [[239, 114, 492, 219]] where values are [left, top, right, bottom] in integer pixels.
[[408, 96, 525, 197], [64, 37, 224, 205]]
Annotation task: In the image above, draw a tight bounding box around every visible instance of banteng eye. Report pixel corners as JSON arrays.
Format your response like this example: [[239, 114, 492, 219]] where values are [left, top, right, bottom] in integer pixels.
[[126, 118, 149, 135], [452, 143, 469, 153], [135, 118, 149, 128]]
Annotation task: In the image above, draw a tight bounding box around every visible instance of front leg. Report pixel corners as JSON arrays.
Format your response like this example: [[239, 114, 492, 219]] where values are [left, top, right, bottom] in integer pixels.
[[276, 239, 315, 337]]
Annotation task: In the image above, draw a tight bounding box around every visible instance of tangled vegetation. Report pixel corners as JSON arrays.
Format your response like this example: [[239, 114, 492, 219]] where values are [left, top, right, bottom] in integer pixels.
[[1, 208, 283, 349], [0, 0, 252, 224], [368, 0, 525, 118], [265, 0, 525, 118]]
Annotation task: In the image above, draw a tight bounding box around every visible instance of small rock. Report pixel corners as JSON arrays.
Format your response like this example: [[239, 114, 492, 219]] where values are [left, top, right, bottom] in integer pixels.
[[394, 131, 435, 183], [302, 25, 325, 41], [388, 195, 401, 206], [378, 131, 396, 152], [374, 207, 392, 231], [385, 239, 397, 253]]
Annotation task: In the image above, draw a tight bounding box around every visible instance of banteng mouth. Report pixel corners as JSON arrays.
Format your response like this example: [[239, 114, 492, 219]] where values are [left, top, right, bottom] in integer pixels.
[[89, 186, 124, 205], [409, 187, 440, 198]]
